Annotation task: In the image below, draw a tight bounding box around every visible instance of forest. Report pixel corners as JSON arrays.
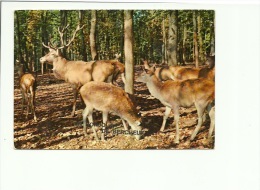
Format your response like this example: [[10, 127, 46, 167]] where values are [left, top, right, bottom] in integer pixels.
[[14, 10, 215, 149]]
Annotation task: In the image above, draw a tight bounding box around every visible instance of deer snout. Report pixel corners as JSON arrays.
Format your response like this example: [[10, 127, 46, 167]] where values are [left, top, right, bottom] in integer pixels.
[[39, 57, 45, 64]]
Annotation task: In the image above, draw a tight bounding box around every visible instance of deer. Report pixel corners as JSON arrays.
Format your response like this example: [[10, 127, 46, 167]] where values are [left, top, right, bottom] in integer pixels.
[[16, 60, 37, 121], [80, 81, 143, 141], [142, 60, 175, 81], [198, 55, 215, 81], [40, 24, 126, 117], [169, 55, 215, 81], [110, 53, 126, 84], [137, 67, 215, 144]]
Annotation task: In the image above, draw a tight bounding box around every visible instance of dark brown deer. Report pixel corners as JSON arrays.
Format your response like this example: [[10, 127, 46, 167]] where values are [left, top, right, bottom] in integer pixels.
[[137, 68, 215, 143], [80, 81, 143, 141], [40, 25, 126, 117], [16, 60, 37, 121]]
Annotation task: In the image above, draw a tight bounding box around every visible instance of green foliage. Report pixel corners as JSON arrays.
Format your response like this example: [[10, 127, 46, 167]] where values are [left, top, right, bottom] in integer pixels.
[[14, 10, 214, 69]]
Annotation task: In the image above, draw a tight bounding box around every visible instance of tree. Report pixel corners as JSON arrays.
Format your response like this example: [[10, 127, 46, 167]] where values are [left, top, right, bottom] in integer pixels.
[[124, 10, 134, 95], [79, 10, 87, 61], [167, 10, 178, 66], [90, 10, 97, 60], [210, 13, 215, 55], [197, 11, 204, 62], [193, 10, 199, 68]]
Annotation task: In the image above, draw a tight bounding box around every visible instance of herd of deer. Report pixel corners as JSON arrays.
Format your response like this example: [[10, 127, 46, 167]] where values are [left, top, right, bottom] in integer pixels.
[[16, 25, 215, 145]]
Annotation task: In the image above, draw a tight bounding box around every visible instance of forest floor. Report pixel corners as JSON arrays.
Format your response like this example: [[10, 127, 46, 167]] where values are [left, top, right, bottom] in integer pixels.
[[14, 65, 215, 150]]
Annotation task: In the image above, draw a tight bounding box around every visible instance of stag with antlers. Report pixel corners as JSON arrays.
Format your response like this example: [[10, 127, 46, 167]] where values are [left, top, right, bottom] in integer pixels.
[[40, 24, 125, 117]]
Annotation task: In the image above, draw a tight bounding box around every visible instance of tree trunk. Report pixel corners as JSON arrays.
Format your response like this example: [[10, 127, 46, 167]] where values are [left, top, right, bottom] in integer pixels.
[[167, 10, 178, 66], [210, 14, 215, 55], [182, 24, 187, 64], [41, 11, 48, 74], [60, 10, 68, 58], [124, 10, 134, 95], [120, 10, 124, 61], [79, 10, 87, 61], [193, 11, 199, 68], [197, 12, 204, 62], [15, 11, 24, 64], [162, 19, 167, 64], [90, 10, 97, 60]]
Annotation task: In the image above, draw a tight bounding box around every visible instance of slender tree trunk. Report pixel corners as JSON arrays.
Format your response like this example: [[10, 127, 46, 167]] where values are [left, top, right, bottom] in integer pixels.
[[193, 11, 199, 68], [15, 11, 24, 64], [167, 10, 178, 66], [162, 19, 167, 64], [124, 10, 134, 95], [120, 10, 124, 61], [60, 10, 68, 58], [182, 24, 187, 64], [79, 10, 87, 61], [197, 12, 204, 62], [90, 10, 97, 60], [210, 13, 215, 55]]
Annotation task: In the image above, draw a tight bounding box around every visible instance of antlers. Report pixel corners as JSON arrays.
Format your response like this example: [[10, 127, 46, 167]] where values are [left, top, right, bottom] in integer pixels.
[[42, 24, 85, 50]]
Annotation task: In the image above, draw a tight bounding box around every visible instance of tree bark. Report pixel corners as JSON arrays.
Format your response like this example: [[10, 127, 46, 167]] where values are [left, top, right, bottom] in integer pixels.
[[60, 10, 68, 58], [182, 24, 187, 65], [167, 10, 178, 66], [162, 19, 167, 64], [197, 12, 204, 62], [210, 13, 215, 55], [193, 11, 199, 68], [124, 10, 134, 95], [15, 11, 24, 65], [90, 10, 97, 60], [79, 10, 87, 61]]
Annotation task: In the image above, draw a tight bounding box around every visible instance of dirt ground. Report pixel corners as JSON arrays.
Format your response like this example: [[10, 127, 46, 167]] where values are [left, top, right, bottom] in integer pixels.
[[14, 66, 215, 150]]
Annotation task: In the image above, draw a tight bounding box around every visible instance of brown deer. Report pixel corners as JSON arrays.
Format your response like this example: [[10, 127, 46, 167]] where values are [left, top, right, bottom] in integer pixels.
[[142, 60, 174, 81], [198, 55, 215, 81], [80, 81, 143, 141], [169, 55, 215, 81], [40, 25, 125, 117], [110, 53, 126, 84], [137, 68, 215, 144], [16, 60, 37, 121]]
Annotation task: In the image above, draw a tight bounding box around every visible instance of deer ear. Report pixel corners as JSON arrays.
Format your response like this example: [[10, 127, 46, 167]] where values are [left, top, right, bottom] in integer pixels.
[[144, 68, 150, 73], [151, 65, 156, 72]]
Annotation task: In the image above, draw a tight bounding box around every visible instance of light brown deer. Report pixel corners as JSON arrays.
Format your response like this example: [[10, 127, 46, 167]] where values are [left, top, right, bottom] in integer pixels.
[[198, 55, 215, 81], [16, 60, 37, 121], [110, 53, 126, 84], [169, 55, 215, 81], [137, 68, 215, 143], [80, 81, 143, 141], [142, 60, 174, 81], [40, 25, 126, 117]]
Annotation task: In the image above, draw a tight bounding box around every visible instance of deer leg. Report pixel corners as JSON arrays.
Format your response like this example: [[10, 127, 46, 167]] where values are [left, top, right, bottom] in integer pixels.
[[41, 62, 44, 75], [26, 93, 30, 120], [30, 86, 37, 121], [83, 106, 99, 140], [121, 118, 128, 130], [21, 89, 25, 114], [71, 84, 79, 117], [82, 107, 89, 136], [101, 111, 108, 141], [173, 108, 180, 144], [208, 106, 215, 139], [121, 73, 126, 85], [160, 106, 171, 132], [190, 103, 207, 141]]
